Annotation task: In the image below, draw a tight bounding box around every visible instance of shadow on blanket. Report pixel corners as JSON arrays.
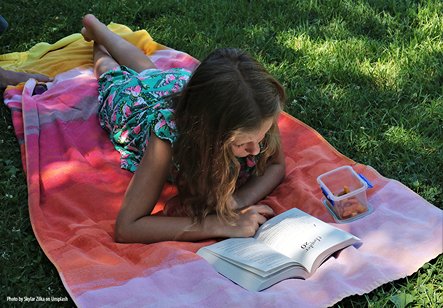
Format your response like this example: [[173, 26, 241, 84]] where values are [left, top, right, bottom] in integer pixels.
[[2, 23, 442, 308]]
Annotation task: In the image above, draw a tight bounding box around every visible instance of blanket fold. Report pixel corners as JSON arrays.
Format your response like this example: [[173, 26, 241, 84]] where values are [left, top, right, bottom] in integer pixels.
[[3, 24, 442, 308]]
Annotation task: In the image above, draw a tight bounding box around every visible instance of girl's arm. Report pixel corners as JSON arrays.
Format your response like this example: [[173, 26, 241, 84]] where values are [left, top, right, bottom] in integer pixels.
[[232, 126, 286, 209], [114, 132, 274, 244]]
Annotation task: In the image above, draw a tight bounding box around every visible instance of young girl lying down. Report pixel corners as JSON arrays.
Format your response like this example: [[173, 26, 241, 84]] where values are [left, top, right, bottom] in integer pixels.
[[81, 14, 286, 244]]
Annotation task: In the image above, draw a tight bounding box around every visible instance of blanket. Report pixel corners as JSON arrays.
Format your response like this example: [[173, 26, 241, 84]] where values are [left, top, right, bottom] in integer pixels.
[[2, 24, 442, 308]]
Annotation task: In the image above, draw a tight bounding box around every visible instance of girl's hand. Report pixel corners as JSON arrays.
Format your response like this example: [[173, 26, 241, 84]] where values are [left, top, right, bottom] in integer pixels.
[[215, 204, 275, 238]]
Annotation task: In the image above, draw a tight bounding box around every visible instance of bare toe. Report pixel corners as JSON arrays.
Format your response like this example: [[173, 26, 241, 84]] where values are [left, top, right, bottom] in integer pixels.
[[81, 14, 105, 43], [81, 27, 92, 42], [82, 14, 99, 28]]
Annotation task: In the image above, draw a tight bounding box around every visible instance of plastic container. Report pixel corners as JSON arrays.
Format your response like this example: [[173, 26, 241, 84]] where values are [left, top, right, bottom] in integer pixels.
[[317, 166, 373, 223]]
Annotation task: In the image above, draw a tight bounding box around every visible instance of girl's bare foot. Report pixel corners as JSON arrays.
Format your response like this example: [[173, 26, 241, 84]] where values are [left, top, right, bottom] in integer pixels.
[[81, 14, 107, 43], [82, 14, 156, 73], [0, 67, 52, 89]]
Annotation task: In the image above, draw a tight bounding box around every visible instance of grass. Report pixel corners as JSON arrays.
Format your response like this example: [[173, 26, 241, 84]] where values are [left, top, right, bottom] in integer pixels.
[[1, 0, 442, 307]]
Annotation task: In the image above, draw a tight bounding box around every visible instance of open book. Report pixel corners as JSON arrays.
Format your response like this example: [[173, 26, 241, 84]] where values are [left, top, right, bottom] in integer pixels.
[[197, 207, 360, 291]]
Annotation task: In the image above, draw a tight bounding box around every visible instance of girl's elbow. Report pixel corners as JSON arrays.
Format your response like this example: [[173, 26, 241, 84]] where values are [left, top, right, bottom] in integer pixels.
[[114, 221, 131, 243], [114, 228, 126, 244]]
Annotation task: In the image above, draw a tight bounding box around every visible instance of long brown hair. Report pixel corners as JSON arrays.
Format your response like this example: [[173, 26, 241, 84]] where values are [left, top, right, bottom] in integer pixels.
[[168, 48, 286, 226]]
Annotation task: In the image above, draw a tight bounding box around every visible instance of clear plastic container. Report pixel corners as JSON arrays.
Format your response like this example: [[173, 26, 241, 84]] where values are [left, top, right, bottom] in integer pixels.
[[317, 166, 373, 223]]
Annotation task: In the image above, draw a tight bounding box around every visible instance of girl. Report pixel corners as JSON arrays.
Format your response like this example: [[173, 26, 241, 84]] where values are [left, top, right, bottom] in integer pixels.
[[81, 14, 286, 244]]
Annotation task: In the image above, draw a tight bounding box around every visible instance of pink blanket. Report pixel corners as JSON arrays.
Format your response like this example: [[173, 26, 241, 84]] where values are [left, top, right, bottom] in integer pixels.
[[3, 40, 442, 308]]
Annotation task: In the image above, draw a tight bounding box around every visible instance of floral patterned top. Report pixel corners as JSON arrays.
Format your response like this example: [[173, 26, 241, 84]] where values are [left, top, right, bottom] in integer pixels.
[[97, 66, 260, 187]]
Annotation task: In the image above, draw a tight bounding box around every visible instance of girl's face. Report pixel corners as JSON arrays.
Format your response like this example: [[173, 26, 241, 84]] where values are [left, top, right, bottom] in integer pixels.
[[231, 118, 273, 157]]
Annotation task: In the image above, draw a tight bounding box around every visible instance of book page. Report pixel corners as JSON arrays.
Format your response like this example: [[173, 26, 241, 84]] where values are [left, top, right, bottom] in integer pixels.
[[253, 208, 358, 272], [254, 214, 316, 249], [200, 237, 297, 274]]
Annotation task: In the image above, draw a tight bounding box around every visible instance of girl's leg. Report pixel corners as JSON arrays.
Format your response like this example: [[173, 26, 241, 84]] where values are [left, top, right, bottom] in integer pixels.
[[81, 14, 156, 73], [93, 43, 119, 78]]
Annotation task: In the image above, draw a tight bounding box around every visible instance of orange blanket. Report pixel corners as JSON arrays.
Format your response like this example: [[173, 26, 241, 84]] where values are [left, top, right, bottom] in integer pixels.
[[3, 25, 442, 308]]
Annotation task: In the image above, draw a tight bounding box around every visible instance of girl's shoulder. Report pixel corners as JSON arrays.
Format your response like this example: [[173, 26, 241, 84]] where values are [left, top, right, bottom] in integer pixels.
[[99, 66, 192, 88], [136, 67, 192, 94], [138, 67, 193, 79]]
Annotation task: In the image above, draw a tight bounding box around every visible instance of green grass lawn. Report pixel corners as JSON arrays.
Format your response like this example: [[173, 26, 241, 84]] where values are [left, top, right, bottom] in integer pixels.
[[1, 0, 442, 307]]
